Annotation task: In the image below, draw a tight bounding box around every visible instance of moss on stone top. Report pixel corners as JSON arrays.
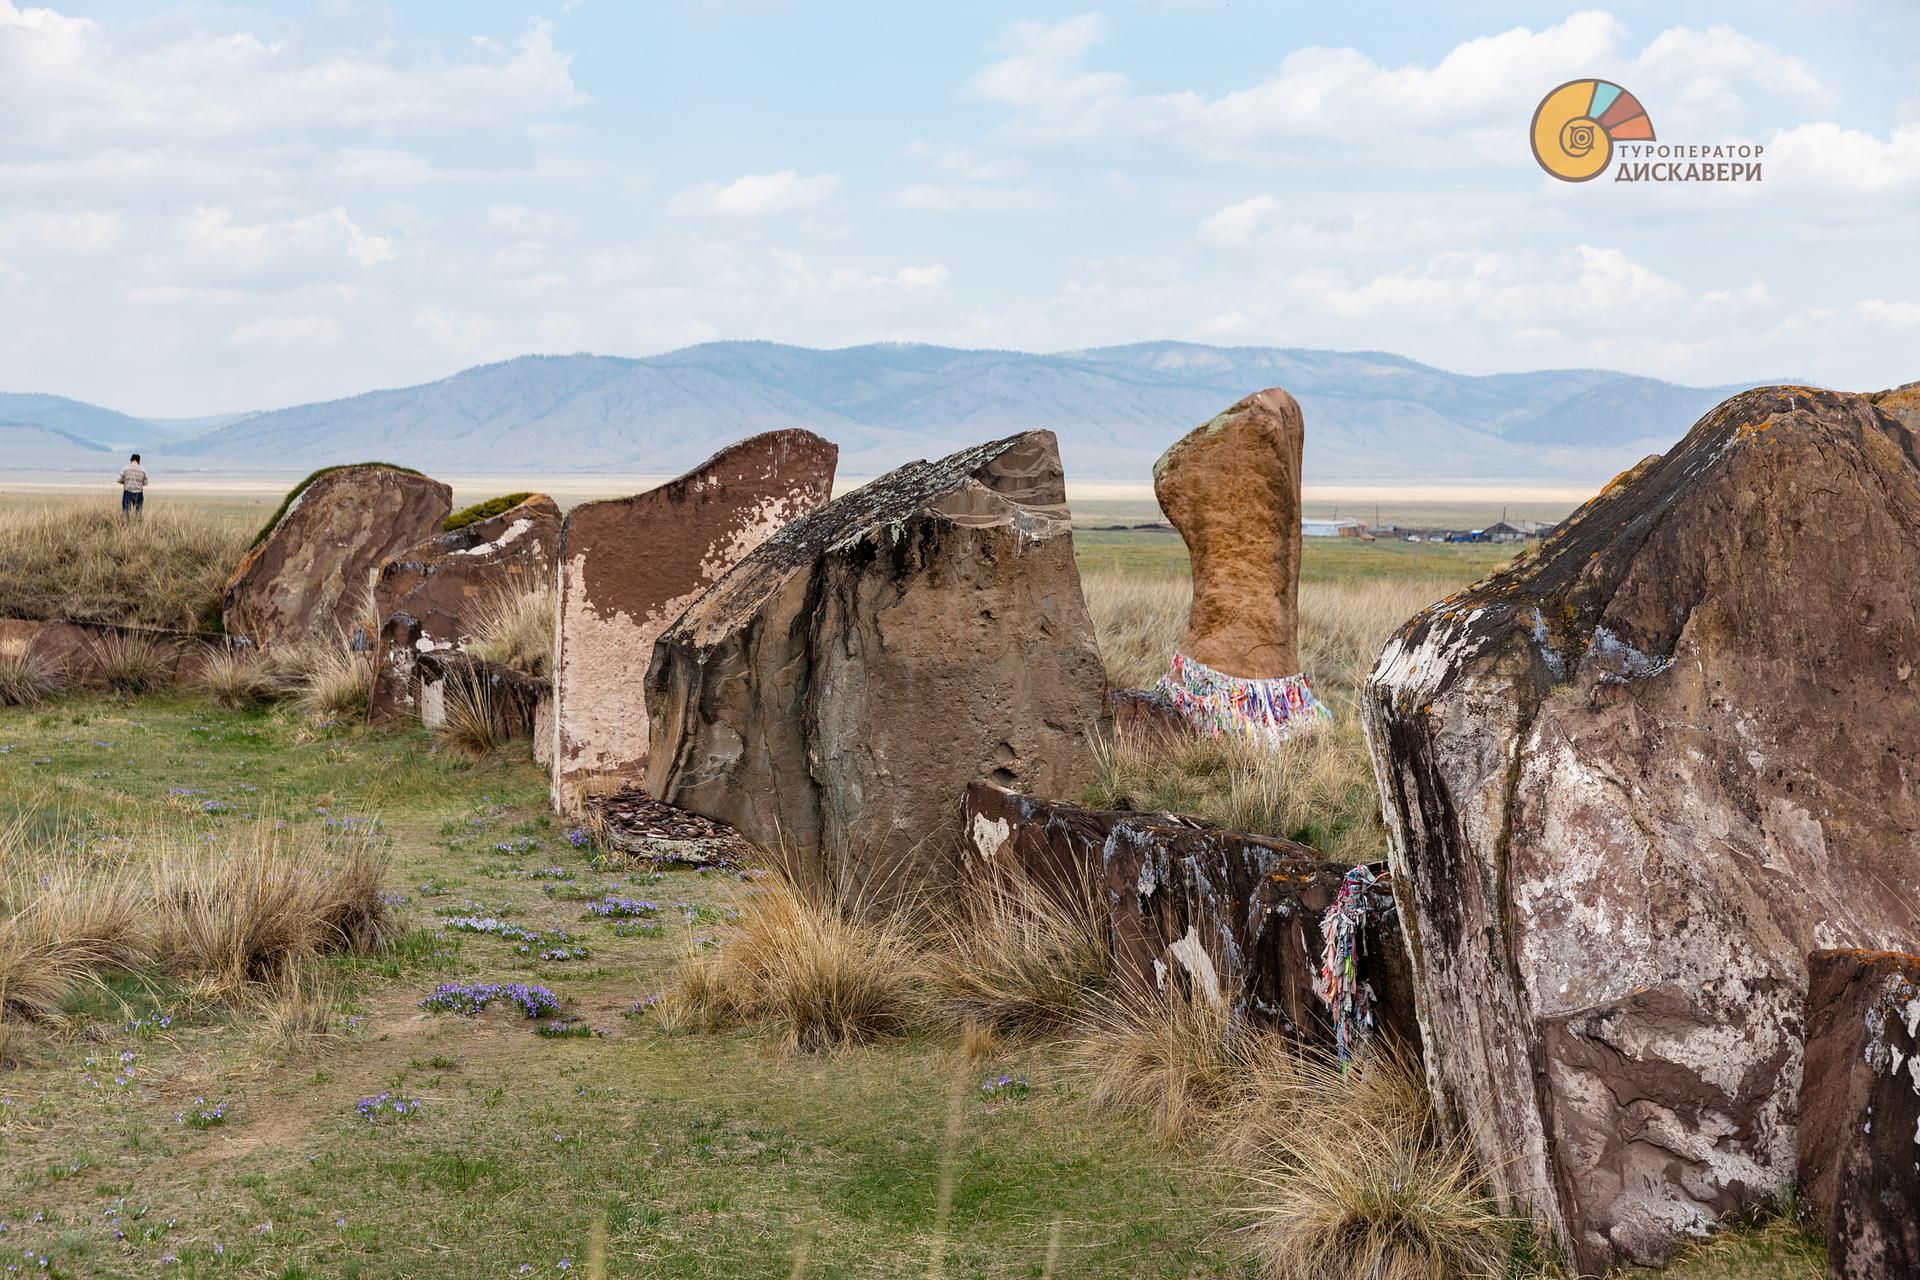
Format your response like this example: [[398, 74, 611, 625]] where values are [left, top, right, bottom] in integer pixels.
[[444, 493, 535, 532]]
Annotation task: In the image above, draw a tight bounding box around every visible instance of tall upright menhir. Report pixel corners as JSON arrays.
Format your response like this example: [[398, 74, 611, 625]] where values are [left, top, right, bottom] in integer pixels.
[[1151, 388, 1330, 743]]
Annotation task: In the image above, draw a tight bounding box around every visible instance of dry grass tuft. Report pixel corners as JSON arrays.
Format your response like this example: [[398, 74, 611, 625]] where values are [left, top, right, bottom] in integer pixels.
[[660, 870, 931, 1051], [1065, 985, 1270, 1144], [466, 583, 555, 680], [250, 969, 351, 1060], [289, 638, 376, 722], [1221, 1046, 1515, 1280], [146, 820, 393, 998], [0, 502, 247, 632], [86, 630, 179, 694], [0, 651, 63, 707], [196, 647, 294, 708], [0, 813, 394, 1027], [434, 667, 505, 757], [928, 861, 1111, 1036]]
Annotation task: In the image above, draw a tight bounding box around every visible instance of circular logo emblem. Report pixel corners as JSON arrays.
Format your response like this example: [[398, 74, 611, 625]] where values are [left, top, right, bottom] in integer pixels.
[[1531, 80, 1655, 181]]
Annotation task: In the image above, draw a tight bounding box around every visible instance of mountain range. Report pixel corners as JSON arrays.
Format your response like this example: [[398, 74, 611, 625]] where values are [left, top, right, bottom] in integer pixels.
[[0, 341, 1779, 484]]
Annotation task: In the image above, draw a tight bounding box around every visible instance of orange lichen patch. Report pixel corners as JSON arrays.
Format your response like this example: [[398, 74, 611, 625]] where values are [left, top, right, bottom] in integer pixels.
[[1732, 414, 1785, 446]]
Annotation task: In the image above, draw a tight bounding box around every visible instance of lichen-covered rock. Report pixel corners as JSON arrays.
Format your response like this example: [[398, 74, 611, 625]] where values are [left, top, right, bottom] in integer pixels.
[[1797, 948, 1920, 1280], [962, 780, 1420, 1054], [646, 432, 1108, 897], [551, 431, 836, 817], [1871, 379, 1920, 430], [1153, 389, 1304, 679], [223, 465, 450, 648], [368, 494, 560, 725], [1363, 386, 1920, 1271]]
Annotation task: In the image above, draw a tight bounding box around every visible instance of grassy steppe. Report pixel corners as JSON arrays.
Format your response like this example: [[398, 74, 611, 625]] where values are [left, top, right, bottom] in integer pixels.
[[0, 501, 1820, 1278]]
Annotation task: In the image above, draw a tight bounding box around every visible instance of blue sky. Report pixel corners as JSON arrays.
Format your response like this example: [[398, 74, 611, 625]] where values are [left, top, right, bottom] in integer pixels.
[[2, 0, 1915, 414]]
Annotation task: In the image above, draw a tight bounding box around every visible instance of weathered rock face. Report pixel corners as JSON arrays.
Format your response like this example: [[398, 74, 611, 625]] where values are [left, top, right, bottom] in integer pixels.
[[1797, 948, 1920, 1280], [1363, 386, 1920, 1271], [1153, 389, 1304, 679], [3, 619, 225, 685], [224, 466, 451, 648], [368, 494, 560, 725], [1872, 379, 1920, 431], [551, 431, 837, 817], [647, 432, 1108, 896], [962, 781, 1420, 1055]]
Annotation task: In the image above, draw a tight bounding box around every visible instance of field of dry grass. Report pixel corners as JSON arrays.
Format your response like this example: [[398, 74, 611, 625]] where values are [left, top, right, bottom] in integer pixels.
[[1078, 562, 1480, 859], [0, 502, 250, 633]]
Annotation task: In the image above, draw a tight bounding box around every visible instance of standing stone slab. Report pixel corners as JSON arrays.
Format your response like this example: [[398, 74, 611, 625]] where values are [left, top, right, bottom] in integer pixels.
[[1797, 948, 1920, 1280], [550, 431, 837, 817], [223, 465, 450, 648], [1154, 388, 1305, 678], [961, 780, 1420, 1055], [369, 494, 561, 725], [1363, 386, 1920, 1271], [647, 432, 1108, 897], [1151, 389, 1328, 741]]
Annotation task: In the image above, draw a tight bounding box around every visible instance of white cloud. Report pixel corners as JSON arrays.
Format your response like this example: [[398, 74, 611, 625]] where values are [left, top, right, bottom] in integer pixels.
[[1633, 25, 1828, 123], [0, 208, 123, 255], [668, 170, 840, 217], [0, 6, 584, 180], [1856, 299, 1920, 330], [227, 313, 342, 348], [1767, 121, 1920, 192], [177, 206, 395, 272], [968, 14, 1128, 110], [773, 251, 949, 295]]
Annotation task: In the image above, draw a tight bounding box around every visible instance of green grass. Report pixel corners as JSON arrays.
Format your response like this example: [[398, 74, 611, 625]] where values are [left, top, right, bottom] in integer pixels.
[[443, 492, 535, 532], [1072, 527, 1516, 585], [0, 693, 1239, 1278]]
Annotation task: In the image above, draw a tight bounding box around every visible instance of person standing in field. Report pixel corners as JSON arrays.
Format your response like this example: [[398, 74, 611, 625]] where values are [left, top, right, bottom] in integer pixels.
[[118, 453, 148, 516]]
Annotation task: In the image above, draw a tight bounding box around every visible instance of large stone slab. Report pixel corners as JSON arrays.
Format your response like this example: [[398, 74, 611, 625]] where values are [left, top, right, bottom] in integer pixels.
[[1797, 948, 1920, 1280], [1363, 386, 1920, 1270], [962, 780, 1420, 1055], [369, 494, 561, 725], [223, 465, 451, 648], [647, 432, 1108, 897], [414, 650, 547, 743], [550, 431, 837, 817], [1153, 388, 1305, 680]]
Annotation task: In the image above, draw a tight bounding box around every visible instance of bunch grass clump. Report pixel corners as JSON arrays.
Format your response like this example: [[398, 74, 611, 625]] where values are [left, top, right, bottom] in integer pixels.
[[289, 638, 376, 722], [1064, 985, 1263, 1144], [434, 667, 506, 756], [466, 584, 555, 680], [927, 860, 1111, 1036], [1222, 1046, 1515, 1280], [0, 813, 396, 1026], [0, 502, 247, 632], [195, 647, 296, 708], [659, 870, 931, 1051], [0, 651, 62, 707], [87, 630, 179, 694]]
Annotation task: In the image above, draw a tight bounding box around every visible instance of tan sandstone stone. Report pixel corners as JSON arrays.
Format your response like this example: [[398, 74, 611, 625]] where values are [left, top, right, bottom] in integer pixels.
[[549, 431, 837, 817], [1153, 388, 1304, 679]]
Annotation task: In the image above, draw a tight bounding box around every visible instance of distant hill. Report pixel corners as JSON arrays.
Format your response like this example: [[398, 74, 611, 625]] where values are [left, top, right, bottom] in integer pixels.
[[8, 342, 1774, 483], [0, 421, 117, 470], [0, 392, 170, 450]]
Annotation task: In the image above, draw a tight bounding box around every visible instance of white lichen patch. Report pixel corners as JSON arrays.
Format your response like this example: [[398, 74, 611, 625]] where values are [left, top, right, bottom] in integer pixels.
[[970, 814, 1010, 862], [1168, 926, 1223, 1004], [451, 517, 534, 556]]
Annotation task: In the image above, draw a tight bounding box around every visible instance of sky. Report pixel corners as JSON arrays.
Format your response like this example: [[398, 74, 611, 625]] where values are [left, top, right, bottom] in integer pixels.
[[1, 0, 1916, 417]]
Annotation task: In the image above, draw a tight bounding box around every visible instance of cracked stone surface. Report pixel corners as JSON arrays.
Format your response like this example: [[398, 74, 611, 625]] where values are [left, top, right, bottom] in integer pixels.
[[1363, 385, 1920, 1271]]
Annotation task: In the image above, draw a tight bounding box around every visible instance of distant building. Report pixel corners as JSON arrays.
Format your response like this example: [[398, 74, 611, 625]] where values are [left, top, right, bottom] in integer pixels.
[[1302, 517, 1368, 538], [1482, 519, 1548, 543]]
